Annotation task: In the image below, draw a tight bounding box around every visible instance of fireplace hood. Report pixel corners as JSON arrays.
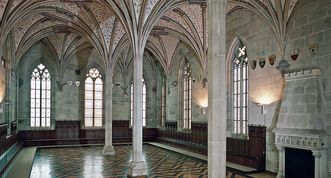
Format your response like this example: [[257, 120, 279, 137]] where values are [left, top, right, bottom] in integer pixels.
[[274, 68, 327, 149], [273, 68, 328, 178]]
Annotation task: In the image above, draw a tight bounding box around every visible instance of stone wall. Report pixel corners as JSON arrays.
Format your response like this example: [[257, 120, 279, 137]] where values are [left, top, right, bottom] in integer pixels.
[[226, 0, 331, 173], [166, 42, 207, 126], [226, 9, 283, 172], [0, 31, 16, 134], [16, 41, 164, 130], [285, 0, 331, 175]]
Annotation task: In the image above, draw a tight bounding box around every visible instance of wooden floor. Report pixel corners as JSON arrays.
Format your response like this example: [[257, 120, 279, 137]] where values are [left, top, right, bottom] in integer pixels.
[[29, 144, 256, 178]]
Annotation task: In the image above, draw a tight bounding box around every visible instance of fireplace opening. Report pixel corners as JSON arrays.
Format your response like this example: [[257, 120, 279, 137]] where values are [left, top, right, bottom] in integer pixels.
[[285, 147, 314, 178]]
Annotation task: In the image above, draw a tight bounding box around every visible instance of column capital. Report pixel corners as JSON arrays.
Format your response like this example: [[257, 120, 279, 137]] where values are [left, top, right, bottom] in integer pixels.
[[276, 145, 284, 151], [312, 150, 321, 158]]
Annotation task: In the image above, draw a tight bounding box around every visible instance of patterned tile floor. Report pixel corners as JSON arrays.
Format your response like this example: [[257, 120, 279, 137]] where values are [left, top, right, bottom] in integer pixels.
[[30, 145, 252, 178]]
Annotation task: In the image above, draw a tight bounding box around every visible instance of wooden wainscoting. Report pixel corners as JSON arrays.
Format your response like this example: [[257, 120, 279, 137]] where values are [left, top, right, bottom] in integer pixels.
[[19, 120, 157, 146], [227, 126, 266, 170], [0, 124, 7, 156], [156, 121, 208, 155], [16, 120, 265, 170], [0, 122, 19, 157], [0, 122, 20, 177], [156, 122, 265, 170]]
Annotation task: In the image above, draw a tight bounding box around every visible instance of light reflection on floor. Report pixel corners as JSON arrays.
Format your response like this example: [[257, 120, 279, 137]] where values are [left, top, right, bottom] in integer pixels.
[[30, 144, 259, 178], [30, 145, 208, 178]]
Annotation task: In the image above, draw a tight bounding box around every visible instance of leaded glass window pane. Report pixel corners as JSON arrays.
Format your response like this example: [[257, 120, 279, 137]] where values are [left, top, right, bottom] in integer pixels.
[[232, 41, 249, 135], [84, 68, 103, 127], [95, 109, 102, 117], [95, 91, 102, 100], [94, 118, 102, 127], [30, 64, 51, 127], [85, 91, 93, 100], [85, 109, 93, 117], [95, 84, 103, 92], [182, 60, 192, 130], [85, 100, 93, 109], [85, 118, 93, 127]]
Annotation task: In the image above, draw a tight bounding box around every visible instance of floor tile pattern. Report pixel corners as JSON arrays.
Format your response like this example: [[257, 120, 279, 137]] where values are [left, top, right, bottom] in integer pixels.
[[30, 145, 252, 178]]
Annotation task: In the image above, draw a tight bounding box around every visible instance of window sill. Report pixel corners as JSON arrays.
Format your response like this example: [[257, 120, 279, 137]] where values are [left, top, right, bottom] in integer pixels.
[[177, 129, 192, 133], [129, 126, 148, 129], [29, 127, 53, 131], [230, 134, 249, 140], [82, 126, 104, 130]]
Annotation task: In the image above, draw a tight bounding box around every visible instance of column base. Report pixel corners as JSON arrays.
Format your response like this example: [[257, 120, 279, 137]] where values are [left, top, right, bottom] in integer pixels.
[[276, 172, 284, 178], [127, 161, 147, 177], [103, 145, 115, 155]]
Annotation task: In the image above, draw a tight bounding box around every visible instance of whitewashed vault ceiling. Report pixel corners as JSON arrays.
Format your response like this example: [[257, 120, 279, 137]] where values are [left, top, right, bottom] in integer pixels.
[[0, 0, 302, 74], [227, 0, 302, 57], [150, 2, 207, 73]]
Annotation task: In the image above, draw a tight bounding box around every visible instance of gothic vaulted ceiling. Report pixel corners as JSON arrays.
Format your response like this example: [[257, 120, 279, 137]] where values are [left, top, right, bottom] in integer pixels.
[[0, 0, 302, 73]]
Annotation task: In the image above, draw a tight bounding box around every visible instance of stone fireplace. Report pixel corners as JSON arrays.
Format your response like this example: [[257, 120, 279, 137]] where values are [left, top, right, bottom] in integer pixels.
[[274, 68, 327, 178]]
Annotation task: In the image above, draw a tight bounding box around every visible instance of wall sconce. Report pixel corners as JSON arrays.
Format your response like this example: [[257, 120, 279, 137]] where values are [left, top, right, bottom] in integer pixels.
[[202, 78, 208, 88], [1, 57, 5, 68], [201, 107, 207, 115], [257, 104, 267, 115], [0, 98, 8, 113], [0, 98, 9, 105]]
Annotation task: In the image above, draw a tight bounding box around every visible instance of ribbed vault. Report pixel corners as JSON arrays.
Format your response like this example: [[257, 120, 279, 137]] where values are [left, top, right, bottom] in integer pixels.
[[0, 0, 303, 74]]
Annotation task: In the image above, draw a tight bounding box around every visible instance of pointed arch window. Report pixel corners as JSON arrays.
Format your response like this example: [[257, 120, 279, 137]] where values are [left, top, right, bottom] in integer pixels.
[[131, 79, 146, 127], [233, 41, 248, 135], [30, 64, 51, 127], [182, 60, 192, 130], [85, 68, 103, 127]]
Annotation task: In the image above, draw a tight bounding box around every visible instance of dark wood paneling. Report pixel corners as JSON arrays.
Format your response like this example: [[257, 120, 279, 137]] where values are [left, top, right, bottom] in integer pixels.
[[156, 123, 265, 170], [11, 121, 17, 134], [0, 124, 7, 156], [19, 120, 157, 146], [0, 122, 18, 155], [17, 120, 265, 170], [56, 121, 80, 139], [156, 121, 208, 155], [0, 123, 19, 178], [227, 126, 266, 170]]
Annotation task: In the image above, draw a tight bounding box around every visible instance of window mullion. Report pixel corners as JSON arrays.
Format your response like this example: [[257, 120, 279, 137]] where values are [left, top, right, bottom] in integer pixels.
[[39, 76, 42, 127], [93, 80, 95, 127]]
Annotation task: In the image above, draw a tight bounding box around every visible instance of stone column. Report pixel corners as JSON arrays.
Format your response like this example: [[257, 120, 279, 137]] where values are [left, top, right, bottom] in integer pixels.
[[207, 0, 227, 177], [128, 48, 147, 177], [103, 70, 115, 155], [312, 150, 322, 178], [276, 146, 285, 178]]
